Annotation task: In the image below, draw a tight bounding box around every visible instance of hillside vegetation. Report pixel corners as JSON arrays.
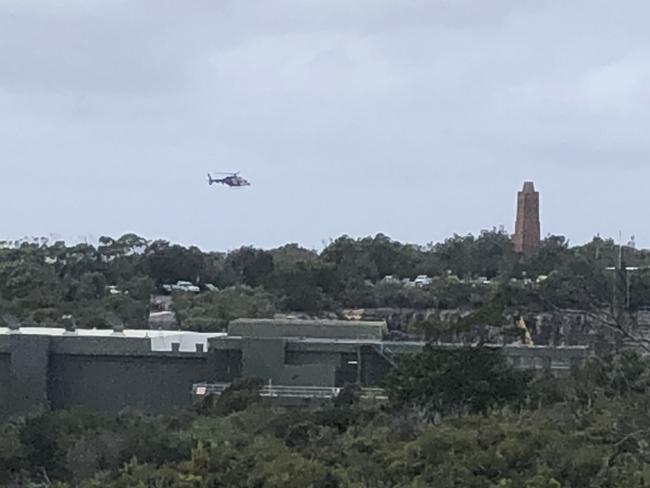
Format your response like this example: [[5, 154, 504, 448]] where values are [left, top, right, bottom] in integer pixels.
[[1, 231, 649, 332], [2, 347, 650, 487]]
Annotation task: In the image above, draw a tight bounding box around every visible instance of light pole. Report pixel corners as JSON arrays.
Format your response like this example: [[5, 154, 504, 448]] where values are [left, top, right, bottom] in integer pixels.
[[605, 236, 649, 312], [605, 265, 640, 311]]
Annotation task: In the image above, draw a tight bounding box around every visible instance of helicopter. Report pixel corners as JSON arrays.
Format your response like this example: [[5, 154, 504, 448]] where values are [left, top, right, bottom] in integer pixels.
[[207, 172, 251, 188]]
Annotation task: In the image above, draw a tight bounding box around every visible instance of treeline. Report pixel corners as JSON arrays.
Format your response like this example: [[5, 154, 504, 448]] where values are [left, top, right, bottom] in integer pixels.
[[1, 231, 650, 330], [3, 347, 650, 487]]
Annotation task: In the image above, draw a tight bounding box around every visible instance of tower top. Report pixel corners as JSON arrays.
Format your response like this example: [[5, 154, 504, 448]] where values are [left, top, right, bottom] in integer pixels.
[[513, 181, 541, 253], [522, 181, 536, 193]]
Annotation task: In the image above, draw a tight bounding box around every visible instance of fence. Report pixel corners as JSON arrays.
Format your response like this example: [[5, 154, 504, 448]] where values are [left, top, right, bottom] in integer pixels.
[[192, 382, 387, 401]]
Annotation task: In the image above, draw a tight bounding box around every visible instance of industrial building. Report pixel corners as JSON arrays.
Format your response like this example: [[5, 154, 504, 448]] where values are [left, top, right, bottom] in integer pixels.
[[0, 318, 589, 418]]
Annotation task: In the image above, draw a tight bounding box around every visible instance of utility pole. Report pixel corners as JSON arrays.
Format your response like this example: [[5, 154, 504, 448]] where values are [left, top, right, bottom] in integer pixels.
[[606, 233, 646, 318], [604, 255, 629, 349], [606, 232, 629, 321]]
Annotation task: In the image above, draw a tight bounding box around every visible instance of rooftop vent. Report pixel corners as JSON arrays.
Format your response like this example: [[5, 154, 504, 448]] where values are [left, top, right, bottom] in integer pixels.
[[62, 315, 77, 334], [2, 313, 21, 333], [107, 313, 125, 334]]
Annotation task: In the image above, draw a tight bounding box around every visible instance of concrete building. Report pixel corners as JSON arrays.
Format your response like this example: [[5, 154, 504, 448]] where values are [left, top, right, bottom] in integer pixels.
[[0, 319, 589, 418], [513, 181, 541, 254]]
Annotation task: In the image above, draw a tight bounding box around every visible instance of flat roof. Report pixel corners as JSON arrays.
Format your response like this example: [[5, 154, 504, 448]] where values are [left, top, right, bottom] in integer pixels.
[[230, 318, 386, 327], [0, 327, 226, 352], [228, 318, 387, 340]]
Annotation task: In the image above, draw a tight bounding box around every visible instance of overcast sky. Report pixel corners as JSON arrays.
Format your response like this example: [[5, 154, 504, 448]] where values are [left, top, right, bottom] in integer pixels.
[[1, 1, 649, 250]]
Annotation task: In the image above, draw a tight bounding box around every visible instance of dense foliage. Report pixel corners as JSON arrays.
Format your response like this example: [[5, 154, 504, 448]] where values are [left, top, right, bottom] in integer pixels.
[[4, 349, 650, 487], [386, 346, 532, 417], [2, 231, 650, 331]]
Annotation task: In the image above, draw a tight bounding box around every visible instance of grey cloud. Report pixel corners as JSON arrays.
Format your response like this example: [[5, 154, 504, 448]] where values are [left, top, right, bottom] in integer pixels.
[[1, 1, 649, 249]]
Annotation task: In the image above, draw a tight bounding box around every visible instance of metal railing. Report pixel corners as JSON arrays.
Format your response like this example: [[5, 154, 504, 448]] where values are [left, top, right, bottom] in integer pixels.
[[192, 383, 387, 401]]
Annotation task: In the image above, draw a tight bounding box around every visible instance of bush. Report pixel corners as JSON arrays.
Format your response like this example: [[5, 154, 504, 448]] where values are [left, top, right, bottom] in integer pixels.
[[197, 379, 264, 416], [385, 346, 531, 418]]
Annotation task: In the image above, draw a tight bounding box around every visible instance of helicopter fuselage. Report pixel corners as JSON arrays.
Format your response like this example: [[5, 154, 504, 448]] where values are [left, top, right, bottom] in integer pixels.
[[208, 173, 251, 187]]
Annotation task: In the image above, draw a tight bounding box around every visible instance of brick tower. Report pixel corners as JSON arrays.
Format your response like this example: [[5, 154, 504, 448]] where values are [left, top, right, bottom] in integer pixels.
[[513, 181, 541, 254]]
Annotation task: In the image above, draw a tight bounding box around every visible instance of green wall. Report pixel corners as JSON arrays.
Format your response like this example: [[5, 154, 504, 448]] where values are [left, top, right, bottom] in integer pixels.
[[0, 332, 591, 418], [210, 350, 242, 382], [0, 353, 10, 416], [240, 338, 341, 386], [48, 354, 211, 413], [230, 319, 386, 340], [6, 335, 50, 417]]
